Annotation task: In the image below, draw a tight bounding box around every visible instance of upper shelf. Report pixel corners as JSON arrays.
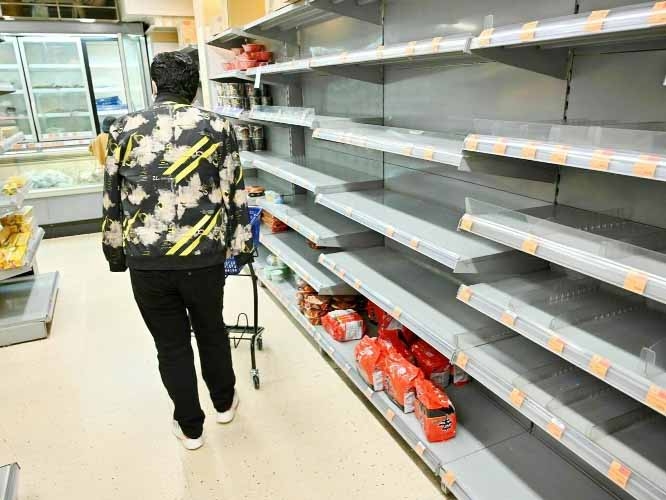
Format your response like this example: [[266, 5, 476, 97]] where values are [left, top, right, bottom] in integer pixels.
[[315, 185, 546, 274], [215, 105, 353, 129], [469, 2, 666, 79], [257, 195, 382, 248], [208, 0, 381, 49], [460, 270, 666, 416], [240, 150, 383, 194], [459, 200, 666, 306], [0, 84, 15, 96], [314, 123, 467, 167], [259, 229, 355, 295]]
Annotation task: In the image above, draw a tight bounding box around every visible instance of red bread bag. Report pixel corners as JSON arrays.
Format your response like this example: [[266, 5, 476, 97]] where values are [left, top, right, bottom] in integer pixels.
[[451, 365, 471, 386], [414, 379, 457, 442], [322, 309, 366, 342], [382, 352, 422, 413], [411, 340, 451, 390], [366, 301, 389, 325], [354, 336, 385, 391], [378, 321, 415, 364]]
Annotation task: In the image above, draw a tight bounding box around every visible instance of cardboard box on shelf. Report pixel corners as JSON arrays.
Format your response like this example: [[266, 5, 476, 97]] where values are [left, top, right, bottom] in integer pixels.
[[265, 0, 300, 13], [214, 0, 265, 32]]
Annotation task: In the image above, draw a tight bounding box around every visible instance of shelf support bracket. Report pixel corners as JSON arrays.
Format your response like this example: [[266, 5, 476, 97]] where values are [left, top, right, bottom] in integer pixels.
[[306, 0, 381, 25], [315, 65, 382, 84], [474, 47, 569, 80]]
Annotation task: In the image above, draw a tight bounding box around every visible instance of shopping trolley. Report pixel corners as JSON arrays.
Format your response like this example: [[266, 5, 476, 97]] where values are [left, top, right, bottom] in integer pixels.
[[224, 206, 265, 390]]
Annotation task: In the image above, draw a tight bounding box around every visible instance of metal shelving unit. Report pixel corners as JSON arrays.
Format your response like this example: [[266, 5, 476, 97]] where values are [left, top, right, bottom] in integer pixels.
[[459, 201, 666, 305], [316, 188, 546, 273], [0, 463, 19, 500], [257, 195, 383, 248], [240, 151, 383, 194], [214, 105, 353, 129], [0, 227, 44, 282], [259, 229, 355, 295]]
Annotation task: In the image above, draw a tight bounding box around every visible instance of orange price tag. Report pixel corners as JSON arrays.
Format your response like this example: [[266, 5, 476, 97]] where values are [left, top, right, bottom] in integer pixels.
[[376, 45, 385, 59], [590, 149, 613, 171], [521, 141, 539, 160], [608, 460, 632, 490], [338, 269, 346, 279], [521, 238, 539, 255], [464, 134, 480, 151], [442, 471, 456, 489], [386, 225, 396, 237], [550, 145, 569, 165], [547, 419, 565, 441], [548, 335, 565, 354], [391, 307, 402, 320], [585, 9, 610, 32], [633, 155, 659, 178], [457, 286, 473, 303], [353, 279, 362, 290], [492, 137, 508, 155], [624, 272, 648, 295], [456, 352, 469, 369], [648, 1, 666, 25], [401, 145, 414, 156], [477, 28, 494, 47], [431, 36, 443, 53], [414, 441, 426, 457], [405, 41, 417, 56], [510, 388, 526, 408], [589, 354, 611, 379], [317, 254, 325, 264], [646, 385, 666, 415], [458, 214, 474, 232], [385, 409, 396, 422], [409, 238, 420, 249], [423, 147, 435, 161], [520, 21, 539, 42], [500, 311, 517, 327]]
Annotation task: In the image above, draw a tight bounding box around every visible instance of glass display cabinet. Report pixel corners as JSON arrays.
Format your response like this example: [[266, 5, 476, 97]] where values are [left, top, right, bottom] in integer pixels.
[[0, 39, 36, 141]]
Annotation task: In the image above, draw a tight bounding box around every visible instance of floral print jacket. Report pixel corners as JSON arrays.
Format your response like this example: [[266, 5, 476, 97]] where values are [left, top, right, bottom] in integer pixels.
[[102, 95, 253, 272]]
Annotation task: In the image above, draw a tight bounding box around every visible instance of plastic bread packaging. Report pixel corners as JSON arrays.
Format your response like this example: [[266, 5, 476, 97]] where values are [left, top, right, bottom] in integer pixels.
[[354, 336, 385, 391], [381, 351, 423, 414], [451, 365, 471, 387], [411, 340, 451, 390], [414, 379, 457, 442], [378, 316, 416, 364], [322, 309, 366, 342]]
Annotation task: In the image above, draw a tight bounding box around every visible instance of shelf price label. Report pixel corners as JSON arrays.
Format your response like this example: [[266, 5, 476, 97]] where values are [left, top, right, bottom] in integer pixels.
[[365, 387, 374, 400], [585, 9, 610, 32], [338, 269, 346, 279], [442, 471, 456, 489], [477, 28, 494, 47], [313, 128, 321, 139], [458, 214, 474, 232], [431, 37, 443, 53], [455, 352, 469, 369], [353, 279, 362, 291], [414, 441, 426, 457], [339, 52, 349, 63], [385, 408, 396, 422], [457, 286, 473, 303], [608, 460, 632, 490], [550, 145, 569, 165], [401, 144, 414, 156], [376, 45, 385, 59], [345, 206, 353, 217], [464, 134, 479, 151], [521, 238, 539, 255], [590, 149, 613, 171], [405, 41, 417, 56], [633, 155, 659, 178], [648, 2, 666, 25], [646, 385, 666, 415], [409, 238, 420, 249], [386, 225, 396, 237], [500, 311, 517, 327], [391, 307, 402, 320], [547, 418, 565, 441], [423, 146, 435, 161], [492, 137, 508, 155], [520, 21, 539, 42], [510, 388, 526, 408], [547, 335, 566, 354], [521, 141, 539, 160], [624, 271, 648, 295], [589, 354, 611, 379]]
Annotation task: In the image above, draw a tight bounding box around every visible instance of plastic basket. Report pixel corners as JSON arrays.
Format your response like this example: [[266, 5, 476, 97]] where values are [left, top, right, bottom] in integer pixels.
[[224, 206, 262, 276]]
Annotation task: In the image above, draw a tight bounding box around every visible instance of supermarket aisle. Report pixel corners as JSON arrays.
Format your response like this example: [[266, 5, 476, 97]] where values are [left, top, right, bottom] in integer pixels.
[[0, 234, 442, 500]]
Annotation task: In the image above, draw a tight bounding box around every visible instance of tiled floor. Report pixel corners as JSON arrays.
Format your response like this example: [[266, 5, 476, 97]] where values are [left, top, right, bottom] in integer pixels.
[[0, 234, 442, 500]]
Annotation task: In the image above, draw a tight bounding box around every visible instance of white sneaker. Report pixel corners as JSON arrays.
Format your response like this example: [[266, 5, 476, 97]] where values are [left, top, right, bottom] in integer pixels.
[[172, 421, 204, 450], [216, 391, 240, 424]]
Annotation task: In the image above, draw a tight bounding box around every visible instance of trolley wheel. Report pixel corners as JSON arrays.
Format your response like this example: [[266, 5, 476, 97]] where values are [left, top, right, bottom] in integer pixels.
[[253, 374, 261, 390], [257, 337, 263, 351]]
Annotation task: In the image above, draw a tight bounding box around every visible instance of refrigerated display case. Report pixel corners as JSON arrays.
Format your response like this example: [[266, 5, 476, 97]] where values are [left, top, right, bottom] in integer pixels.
[[84, 38, 130, 123], [0, 39, 36, 141]]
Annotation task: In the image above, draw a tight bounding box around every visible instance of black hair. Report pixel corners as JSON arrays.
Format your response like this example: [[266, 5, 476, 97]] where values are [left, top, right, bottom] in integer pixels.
[[150, 51, 199, 102], [101, 116, 116, 133]]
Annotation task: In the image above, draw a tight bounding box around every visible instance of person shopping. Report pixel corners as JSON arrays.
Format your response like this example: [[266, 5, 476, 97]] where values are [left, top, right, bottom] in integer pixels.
[[102, 51, 253, 450]]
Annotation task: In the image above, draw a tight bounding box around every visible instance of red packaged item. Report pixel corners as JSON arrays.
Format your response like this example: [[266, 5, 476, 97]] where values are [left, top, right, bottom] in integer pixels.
[[354, 336, 385, 391], [382, 352, 422, 413], [322, 310, 366, 342], [378, 317, 415, 364], [366, 301, 388, 325], [451, 365, 471, 386], [411, 340, 451, 390], [401, 325, 417, 345], [414, 379, 457, 442]]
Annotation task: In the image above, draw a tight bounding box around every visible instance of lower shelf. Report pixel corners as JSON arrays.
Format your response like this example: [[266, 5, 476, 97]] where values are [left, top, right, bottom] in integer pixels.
[[0, 463, 19, 500], [0, 227, 45, 282], [0, 271, 59, 347], [255, 263, 618, 500]]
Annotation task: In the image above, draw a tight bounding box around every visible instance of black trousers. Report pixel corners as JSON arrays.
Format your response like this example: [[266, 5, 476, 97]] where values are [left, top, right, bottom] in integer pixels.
[[130, 264, 236, 438]]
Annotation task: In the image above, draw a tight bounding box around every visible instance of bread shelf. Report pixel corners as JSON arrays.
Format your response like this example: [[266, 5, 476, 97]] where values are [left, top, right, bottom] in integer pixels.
[[240, 151, 382, 194], [257, 195, 383, 248], [259, 229, 355, 295], [316, 188, 545, 273], [459, 201, 666, 305], [0, 227, 44, 282], [0, 133, 24, 155]]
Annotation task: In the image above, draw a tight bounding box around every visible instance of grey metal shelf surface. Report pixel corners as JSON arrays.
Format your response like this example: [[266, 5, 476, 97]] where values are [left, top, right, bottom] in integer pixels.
[[207, 0, 380, 49], [316, 188, 545, 273], [257, 195, 382, 248], [0, 227, 44, 282], [214, 105, 352, 129], [0, 271, 59, 348], [460, 200, 666, 306], [0, 84, 15, 96], [313, 123, 466, 167], [469, 2, 666, 79], [0, 463, 19, 500], [460, 271, 666, 417], [259, 229, 354, 295], [240, 150, 382, 194], [256, 259, 616, 500], [464, 131, 666, 182]]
